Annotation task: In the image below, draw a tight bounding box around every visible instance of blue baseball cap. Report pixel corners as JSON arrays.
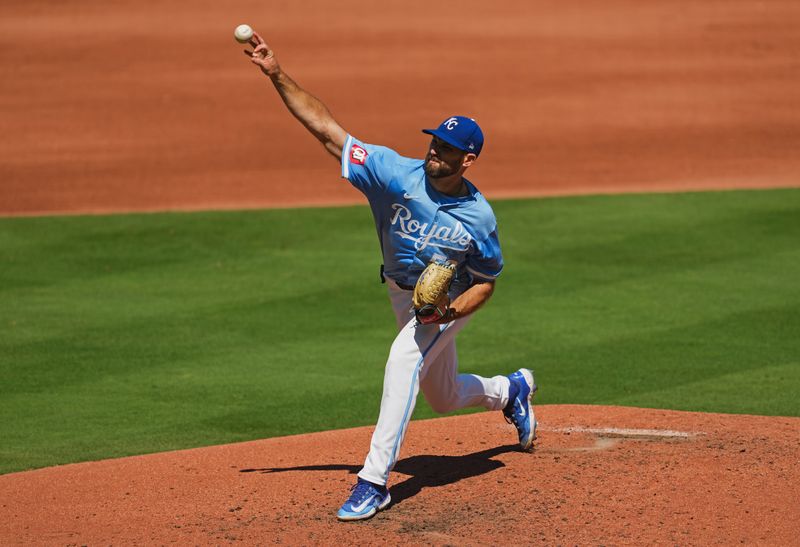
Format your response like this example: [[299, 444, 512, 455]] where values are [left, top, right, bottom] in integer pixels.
[[422, 116, 484, 157]]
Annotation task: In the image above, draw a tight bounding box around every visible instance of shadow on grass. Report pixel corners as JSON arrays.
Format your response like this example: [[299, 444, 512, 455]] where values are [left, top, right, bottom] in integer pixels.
[[240, 443, 519, 506]]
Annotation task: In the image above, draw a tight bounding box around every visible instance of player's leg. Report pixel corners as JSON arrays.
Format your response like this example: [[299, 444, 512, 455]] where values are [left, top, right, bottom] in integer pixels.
[[419, 339, 510, 414], [339, 280, 534, 520], [419, 343, 537, 449], [386, 278, 534, 445], [356, 313, 468, 487]]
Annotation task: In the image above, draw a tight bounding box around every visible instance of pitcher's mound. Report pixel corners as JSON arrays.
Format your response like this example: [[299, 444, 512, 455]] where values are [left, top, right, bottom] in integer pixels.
[[2, 405, 798, 544]]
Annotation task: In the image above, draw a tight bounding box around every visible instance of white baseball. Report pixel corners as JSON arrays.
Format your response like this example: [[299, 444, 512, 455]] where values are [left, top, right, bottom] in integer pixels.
[[234, 24, 254, 43]]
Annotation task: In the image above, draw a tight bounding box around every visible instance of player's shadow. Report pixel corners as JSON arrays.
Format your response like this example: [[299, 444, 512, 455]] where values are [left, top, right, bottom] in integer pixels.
[[240, 443, 519, 506]]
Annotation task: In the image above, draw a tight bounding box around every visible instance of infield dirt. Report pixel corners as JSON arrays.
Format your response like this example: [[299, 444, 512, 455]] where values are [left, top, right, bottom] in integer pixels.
[[1, 0, 799, 215]]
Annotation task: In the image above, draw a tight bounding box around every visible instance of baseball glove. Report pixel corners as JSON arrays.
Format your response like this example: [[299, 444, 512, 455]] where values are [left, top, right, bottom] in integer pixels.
[[412, 260, 456, 324]]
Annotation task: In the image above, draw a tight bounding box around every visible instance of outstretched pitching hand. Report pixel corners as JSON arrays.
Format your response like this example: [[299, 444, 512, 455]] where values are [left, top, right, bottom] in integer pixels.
[[243, 32, 281, 77]]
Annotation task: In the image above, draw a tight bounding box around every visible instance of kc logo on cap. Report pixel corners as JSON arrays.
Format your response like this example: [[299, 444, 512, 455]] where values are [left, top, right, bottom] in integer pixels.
[[421, 115, 485, 157]]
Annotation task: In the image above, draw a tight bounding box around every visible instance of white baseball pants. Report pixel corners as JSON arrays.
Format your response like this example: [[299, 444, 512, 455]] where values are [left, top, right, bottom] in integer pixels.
[[357, 279, 512, 486]]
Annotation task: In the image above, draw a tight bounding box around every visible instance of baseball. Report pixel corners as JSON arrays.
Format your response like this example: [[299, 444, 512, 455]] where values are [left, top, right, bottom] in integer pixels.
[[234, 24, 254, 43]]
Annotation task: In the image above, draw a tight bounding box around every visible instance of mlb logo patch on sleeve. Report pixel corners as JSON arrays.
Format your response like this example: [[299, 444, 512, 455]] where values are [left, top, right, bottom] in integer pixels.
[[350, 144, 368, 165]]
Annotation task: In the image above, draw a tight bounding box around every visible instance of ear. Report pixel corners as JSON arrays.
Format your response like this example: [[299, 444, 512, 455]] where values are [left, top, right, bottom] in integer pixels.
[[462, 153, 477, 168]]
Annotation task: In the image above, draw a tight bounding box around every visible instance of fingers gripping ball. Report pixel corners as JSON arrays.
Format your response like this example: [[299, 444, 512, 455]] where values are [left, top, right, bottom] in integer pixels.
[[234, 24, 254, 43], [413, 261, 456, 324]]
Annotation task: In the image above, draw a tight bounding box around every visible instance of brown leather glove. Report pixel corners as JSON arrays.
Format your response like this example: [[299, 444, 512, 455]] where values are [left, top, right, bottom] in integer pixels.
[[412, 261, 456, 324]]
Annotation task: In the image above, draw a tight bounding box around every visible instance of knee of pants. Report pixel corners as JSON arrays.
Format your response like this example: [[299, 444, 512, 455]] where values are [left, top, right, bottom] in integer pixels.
[[422, 387, 460, 414], [427, 398, 459, 414]]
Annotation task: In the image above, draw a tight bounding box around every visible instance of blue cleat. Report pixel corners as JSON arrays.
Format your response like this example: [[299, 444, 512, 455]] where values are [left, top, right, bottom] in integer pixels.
[[503, 369, 538, 450], [336, 478, 391, 521]]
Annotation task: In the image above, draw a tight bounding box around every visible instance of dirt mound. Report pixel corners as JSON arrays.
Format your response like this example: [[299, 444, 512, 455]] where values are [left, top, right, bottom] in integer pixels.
[[1, 405, 797, 544]]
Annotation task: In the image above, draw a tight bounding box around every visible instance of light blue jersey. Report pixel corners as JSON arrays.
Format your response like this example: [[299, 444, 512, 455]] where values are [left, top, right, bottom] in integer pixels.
[[341, 135, 503, 295]]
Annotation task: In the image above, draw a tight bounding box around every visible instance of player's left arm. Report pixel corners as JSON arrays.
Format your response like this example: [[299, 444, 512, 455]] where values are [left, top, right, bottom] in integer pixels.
[[443, 280, 495, 322], [440, 222, 503, 322]]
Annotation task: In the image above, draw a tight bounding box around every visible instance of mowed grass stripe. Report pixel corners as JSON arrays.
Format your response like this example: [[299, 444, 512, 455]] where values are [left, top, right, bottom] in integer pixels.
[[1, 188, 798, 473]]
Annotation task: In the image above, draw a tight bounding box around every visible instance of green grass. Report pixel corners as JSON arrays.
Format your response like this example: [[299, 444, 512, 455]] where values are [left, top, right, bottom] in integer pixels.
[[1, 188, 799, 473]]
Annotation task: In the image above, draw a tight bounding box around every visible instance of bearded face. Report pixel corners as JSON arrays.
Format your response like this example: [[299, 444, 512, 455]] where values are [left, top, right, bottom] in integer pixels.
[[424, 137, 466, 179], [424, 155, 459, 178]]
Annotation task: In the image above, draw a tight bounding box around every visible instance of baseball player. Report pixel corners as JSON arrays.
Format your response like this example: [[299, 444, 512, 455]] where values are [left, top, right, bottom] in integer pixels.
[[243, 32, 537, 521]]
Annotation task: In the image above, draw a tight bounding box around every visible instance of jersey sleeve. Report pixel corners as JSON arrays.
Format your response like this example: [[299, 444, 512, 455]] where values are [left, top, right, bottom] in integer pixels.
[[341, 135, 398, 197], [465, 227, 504, 281]]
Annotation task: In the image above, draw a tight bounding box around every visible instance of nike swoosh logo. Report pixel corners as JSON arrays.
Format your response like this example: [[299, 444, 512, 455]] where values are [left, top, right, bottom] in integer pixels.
[[517, 400, 526, 417], [351, 493, 378, 513], [403, 193, 418, 200]]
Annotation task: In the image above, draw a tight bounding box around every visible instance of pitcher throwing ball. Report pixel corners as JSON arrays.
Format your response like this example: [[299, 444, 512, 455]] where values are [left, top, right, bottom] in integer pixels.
[[242, 31, 537, 521]]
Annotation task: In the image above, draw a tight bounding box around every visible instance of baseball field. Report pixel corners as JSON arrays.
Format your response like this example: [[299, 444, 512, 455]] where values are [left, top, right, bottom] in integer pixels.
[[2, 0, 800, 544]]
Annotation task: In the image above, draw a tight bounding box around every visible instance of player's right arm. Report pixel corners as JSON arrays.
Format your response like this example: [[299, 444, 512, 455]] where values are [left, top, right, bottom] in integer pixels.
[[244, 32, 347, 161]]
